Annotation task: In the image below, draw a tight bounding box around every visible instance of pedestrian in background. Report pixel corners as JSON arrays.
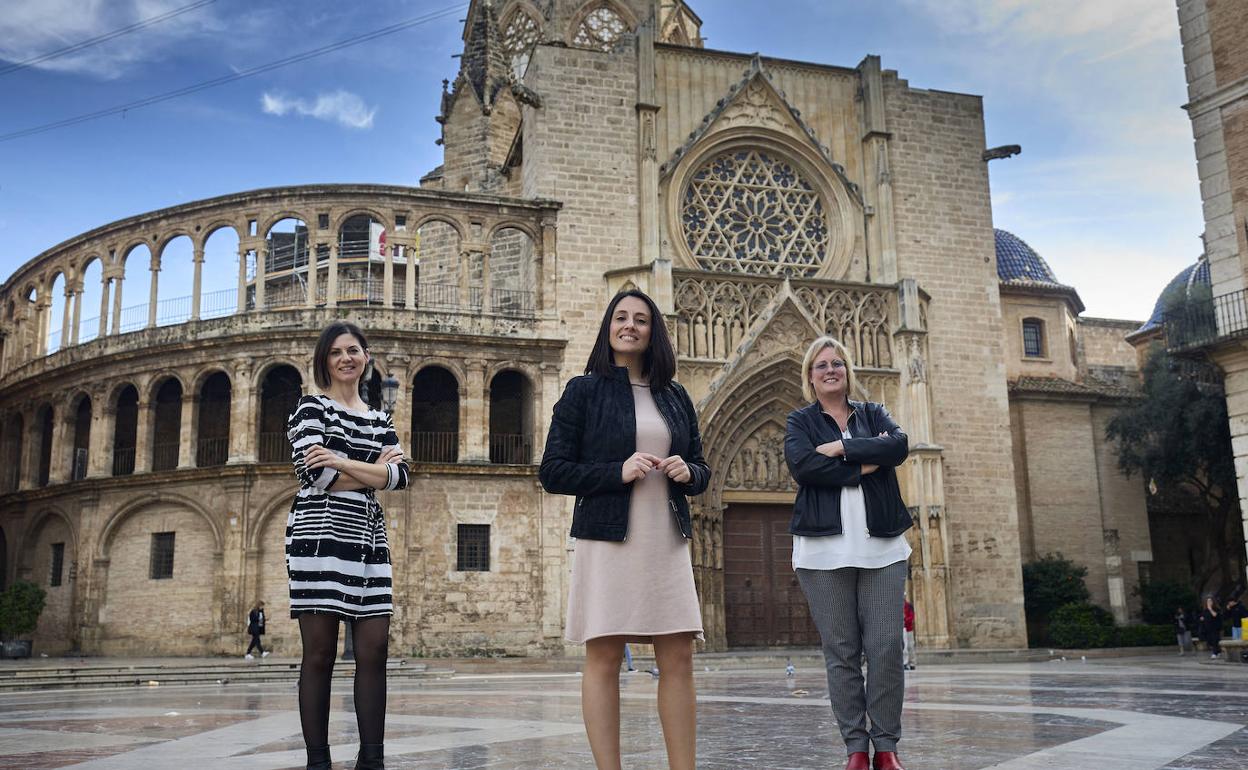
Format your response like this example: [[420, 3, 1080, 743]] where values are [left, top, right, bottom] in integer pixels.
[[246, 600, 269, 660], [1225, 596, 1246, 641], [902, 600, 916, 671], [1199, 596, 1223, 659], [1174, 606, 1194, 655]]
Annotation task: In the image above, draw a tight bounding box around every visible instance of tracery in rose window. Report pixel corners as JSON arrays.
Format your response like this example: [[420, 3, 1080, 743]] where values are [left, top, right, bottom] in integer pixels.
[[681, 149, 830, 277], [572, 5, 628, 51], [500, 9, 540, 78]]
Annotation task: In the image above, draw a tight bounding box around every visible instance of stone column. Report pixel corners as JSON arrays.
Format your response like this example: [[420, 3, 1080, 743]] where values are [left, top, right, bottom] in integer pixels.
[[228, 361, 256, 464], [134, 397, 153, 474], [59, 287, 74, 349], [327, 245, 340, 308], [147, 254, 160, 328], [109, 271, 126, 336], [254, 242, 267, 311], [858, 55, 898, 284], [69, 283, 83, 345], [539, 217, 558, 320], [538, 362, 566, 642], [480, 248, 492, 312], [48, 404, 70, 484], [404, 243, 416, 309], [35, 297, 52, 356], [385, 358, 410, 449], [463, 361, 486, 462], [177, 393, 196, 469], [635, 13, 661, 265], [190, 247, 205, 321], [19, 406, 37, 490], [97, 276, 111, 339], [307, 244, 321, 307], [458, 249, 473, 309], [236, 248, 248, 314], [87, 395, 112, 479], [383, 245, 395, 307]]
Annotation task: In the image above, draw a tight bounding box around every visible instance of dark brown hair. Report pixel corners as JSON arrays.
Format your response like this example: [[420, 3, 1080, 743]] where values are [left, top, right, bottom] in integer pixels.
[[313, 321, 369, 389], [584, 290, 675, 390]]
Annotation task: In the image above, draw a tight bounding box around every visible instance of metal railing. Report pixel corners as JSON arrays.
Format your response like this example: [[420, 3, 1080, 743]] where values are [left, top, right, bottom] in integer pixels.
[[258, 431, 291, 464], [410, 432, 458, 463], [152, 441, 179, 471], [1164, 289, 1248, 352], [112, 447, 136, 476], [489, 433, 532, 465], [196, 437, 229, 468]]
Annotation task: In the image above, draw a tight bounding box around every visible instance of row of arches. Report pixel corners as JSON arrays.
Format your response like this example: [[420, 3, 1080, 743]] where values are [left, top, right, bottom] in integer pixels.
[[8, 218, 540, 367], [0, 364, 537, 492]]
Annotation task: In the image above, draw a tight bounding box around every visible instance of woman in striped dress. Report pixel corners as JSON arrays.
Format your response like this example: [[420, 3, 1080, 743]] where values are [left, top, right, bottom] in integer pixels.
[[286, 321, 408, 770]]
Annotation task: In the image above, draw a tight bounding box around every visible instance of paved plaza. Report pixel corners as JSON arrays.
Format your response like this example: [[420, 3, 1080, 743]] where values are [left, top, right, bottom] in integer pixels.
[[0, 654, 1244, 769]]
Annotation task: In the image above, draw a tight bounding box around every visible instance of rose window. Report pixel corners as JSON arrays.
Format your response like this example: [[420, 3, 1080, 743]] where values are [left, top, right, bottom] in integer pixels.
[[573, 6, 628, 51], [681, 149, 830, 276], [501, 10, 540, 78]]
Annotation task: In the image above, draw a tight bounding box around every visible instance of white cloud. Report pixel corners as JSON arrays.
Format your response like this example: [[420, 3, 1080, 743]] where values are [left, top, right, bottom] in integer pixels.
[[0, 0, 220, 79], [261, 89, 377, 130]]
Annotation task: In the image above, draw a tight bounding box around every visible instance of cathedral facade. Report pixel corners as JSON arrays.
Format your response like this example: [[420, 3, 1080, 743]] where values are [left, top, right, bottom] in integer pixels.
[[0, 1, 1156, 657]]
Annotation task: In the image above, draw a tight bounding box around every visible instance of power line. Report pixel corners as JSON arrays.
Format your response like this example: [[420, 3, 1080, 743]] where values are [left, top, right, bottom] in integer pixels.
[[0, 3, 467, 143], [0, 0, 219, 77]]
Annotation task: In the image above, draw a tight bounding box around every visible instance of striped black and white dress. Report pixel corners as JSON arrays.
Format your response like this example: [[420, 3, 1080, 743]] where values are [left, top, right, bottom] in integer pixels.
[[286, 394, 408, 619]]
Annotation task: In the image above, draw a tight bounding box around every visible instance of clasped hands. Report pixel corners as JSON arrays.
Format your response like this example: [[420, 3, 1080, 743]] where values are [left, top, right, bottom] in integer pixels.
[[815, 432, 888, 475], [621, 451, 691, 484]]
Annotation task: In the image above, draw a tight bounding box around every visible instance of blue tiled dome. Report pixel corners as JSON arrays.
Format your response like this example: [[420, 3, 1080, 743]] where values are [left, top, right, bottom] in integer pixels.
[[1135, 257, 1210, 335], [995, 229, 1062, 286]]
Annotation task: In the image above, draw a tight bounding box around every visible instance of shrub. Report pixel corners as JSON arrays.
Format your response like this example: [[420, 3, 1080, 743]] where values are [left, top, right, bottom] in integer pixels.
[[1048, 602, 1114, 649], [1134, 581, 1198, 626], [0, 581, 47, 640], [1023, 554, 1091, 622], [1112, 624, 1175, 647]]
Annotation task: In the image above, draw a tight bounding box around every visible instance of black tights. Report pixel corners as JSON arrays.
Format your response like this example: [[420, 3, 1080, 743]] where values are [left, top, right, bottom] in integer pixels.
[[297, 614, 390, 749]]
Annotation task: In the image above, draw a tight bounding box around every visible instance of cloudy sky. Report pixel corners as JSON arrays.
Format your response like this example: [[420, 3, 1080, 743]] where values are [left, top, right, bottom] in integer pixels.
[[0, 0, 1200, 331]]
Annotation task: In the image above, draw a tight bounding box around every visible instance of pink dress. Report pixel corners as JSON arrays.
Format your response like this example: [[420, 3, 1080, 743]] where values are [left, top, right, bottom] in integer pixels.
[[564, 384, 705, 644]]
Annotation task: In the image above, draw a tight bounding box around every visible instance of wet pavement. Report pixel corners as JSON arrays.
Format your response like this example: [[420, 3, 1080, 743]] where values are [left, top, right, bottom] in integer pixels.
[[0, 654, 1244, 768]]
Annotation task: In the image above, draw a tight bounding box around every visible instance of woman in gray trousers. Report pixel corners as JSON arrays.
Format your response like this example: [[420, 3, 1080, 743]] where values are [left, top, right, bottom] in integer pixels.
[[784, 336, 913, 770]]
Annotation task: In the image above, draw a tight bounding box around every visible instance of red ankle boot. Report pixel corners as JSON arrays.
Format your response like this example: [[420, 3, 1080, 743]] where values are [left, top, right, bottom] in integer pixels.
[[873, 750, 906, 770], [846, 751, 870, 770]]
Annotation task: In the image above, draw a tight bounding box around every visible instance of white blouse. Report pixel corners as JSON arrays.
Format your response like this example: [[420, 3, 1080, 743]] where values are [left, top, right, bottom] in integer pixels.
[[792, 423, 912, 571]]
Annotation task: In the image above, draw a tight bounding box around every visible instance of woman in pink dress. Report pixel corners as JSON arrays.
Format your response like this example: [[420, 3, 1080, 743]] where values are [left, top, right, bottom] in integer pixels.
[[540, 289, 710, 770]]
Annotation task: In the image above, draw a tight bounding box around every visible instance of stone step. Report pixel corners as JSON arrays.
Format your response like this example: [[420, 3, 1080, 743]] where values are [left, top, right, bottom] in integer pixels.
[[0, 661, 448, 691]]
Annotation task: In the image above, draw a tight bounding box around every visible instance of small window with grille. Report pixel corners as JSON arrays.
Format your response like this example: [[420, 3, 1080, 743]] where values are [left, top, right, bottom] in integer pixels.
[[50, 542, 65, 587], [150, 532, 176, 580], [1022, 318, 1045, 358], [456, 524, 490, 572]]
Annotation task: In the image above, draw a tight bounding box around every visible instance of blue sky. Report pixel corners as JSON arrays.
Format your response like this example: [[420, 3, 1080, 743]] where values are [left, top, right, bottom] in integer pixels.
[[0, 0, 1200, 330]]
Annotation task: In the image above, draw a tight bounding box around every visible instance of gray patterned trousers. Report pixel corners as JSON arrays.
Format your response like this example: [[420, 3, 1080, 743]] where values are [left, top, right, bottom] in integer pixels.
[[796, 560, 907, 754]]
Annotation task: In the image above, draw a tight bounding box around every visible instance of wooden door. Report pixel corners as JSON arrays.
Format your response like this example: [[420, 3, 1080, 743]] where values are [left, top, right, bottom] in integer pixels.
[[724, 504, 820, 647]]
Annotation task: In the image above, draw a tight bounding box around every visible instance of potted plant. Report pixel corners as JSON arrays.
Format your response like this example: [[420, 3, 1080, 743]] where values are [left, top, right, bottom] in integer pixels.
[[0, 580, 47, 659]]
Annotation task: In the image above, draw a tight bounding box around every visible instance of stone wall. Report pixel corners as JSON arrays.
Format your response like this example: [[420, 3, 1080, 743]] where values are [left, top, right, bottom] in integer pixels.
[[885, 77, 1028, 647]]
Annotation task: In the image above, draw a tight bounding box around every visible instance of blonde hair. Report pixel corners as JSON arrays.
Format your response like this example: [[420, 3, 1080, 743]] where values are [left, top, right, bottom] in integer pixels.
[[800, 336, 855, 403]]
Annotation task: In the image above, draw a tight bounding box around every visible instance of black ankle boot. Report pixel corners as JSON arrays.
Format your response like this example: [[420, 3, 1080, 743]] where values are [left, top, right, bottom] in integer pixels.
[[355, 742, 384, 769], [306, 745, 331, 770]]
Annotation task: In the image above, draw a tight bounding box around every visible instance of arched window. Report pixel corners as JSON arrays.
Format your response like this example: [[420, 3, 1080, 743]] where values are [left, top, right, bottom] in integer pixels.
[[1022, 318, 1046, 358], [3, 414, 23, 492], [489, 370, 533, 464], [258, 365, 303, 463], [36, 404, 54, 487], [681, 148, 831, 276], [337, 214, 386, 305], [71, 396, 91, 480], [196, 372, 232, 467], [411, 366, 459, 462], [572, 4, 628, 51], [112, 385, 139, 476], [151, 379, 183, 471], [264, 218, 309, 309], [500, 7, 540, 78]]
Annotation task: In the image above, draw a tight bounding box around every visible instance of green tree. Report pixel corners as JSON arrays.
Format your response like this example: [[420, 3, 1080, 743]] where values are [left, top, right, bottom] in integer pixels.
[[1022, 553, 1090, 622], [0, 580, 46, 640], [1105, 345, 1243, 596]]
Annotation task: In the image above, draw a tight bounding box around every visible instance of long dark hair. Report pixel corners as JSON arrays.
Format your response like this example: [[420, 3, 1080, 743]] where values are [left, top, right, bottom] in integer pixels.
[[312, 321, 371, 390], [584, 289, 676, 390]]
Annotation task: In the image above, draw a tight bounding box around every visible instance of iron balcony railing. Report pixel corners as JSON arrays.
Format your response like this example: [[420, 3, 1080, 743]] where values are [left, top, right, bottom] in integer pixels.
[[152, 441, 180, 472], [71, 448, 88, 480], [489, 433, 532, 465], [410, 431, 458, 463], [258, 431, 291, 464], [1164, 289, 1248, 352], [113, 446, 136, 476], [196, 437, 229, 468]]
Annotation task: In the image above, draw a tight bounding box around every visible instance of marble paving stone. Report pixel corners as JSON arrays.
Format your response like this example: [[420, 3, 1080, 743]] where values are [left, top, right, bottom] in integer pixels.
[[0, 656, 1243, 768]]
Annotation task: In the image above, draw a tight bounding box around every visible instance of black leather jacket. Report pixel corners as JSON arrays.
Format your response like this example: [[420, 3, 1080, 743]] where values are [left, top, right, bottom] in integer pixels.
[[784, 400, 912, 538], [539, 367, 710, 541]]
